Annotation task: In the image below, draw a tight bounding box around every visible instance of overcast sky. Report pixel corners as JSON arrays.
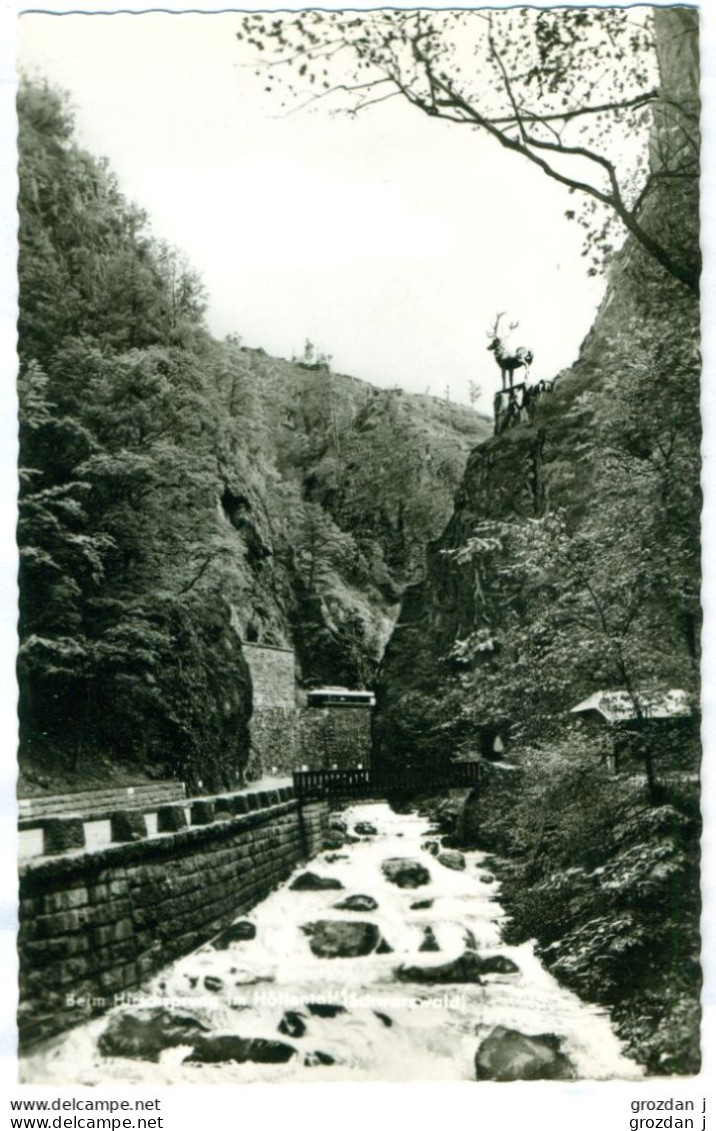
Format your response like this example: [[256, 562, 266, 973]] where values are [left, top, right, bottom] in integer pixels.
[[15, 10, 620, 407]]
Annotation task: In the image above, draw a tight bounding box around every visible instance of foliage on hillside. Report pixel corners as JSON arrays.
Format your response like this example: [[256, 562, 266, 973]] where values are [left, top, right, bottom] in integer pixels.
[[17, 78, 488, 790]]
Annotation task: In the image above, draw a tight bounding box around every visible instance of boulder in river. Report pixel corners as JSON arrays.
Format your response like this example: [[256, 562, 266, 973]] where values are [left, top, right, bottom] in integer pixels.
[[211, 920, 256, 949], [396, 950, 519, 982], [354, 821, 377, 836], [306, 1002, 347, 1018], [421, 840, 440, 856], [474, 1026, 575, 1081], [99, 1008, 210, 1061], [204, 976, 223, 992], [324, 853, 349, 863], [328, 816, 348, 833], [301, 920, 381, 958], [185, 1035, 296, 1065], [374, 1011, 393, 1027], [278, 1011, 307, 1038], [395, 951, 485, 984], [323, 830, 360, 849], [480, 874, 496, 885], [381, 858, 431, 888], [437, 850, 466, 871], [333, 894, 379, 912], [232, 969, 274, 985], [290, 872, 344, 891], [419, 927, 440, 953], [410, 899, 434, 910], [478, 954, 520, 975]]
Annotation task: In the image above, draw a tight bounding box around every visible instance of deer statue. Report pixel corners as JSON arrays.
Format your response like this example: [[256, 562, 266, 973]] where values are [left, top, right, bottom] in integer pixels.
[[486, 313, 534, 390]]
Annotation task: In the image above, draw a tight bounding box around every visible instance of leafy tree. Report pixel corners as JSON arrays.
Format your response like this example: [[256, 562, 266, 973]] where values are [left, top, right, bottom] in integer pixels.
[[237, 8, 699, 292], [292, 501, 357, 596]]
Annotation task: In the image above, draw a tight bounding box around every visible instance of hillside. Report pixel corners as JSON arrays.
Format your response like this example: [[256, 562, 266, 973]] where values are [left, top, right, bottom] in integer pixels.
[[16, 78, 490, 795], [373, 9, 701, 1074]]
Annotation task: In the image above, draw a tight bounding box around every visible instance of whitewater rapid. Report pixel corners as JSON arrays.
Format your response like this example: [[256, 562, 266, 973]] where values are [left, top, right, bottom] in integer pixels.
[[20, 801, 642, 1084]]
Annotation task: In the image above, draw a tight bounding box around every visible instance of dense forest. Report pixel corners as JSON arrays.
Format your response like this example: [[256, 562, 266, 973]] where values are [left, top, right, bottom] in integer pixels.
[[16, 78, 489, 794]]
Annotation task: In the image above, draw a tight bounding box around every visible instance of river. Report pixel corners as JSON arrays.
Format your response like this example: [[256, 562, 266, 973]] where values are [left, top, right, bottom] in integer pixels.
[[20, 801, 642, 1084]]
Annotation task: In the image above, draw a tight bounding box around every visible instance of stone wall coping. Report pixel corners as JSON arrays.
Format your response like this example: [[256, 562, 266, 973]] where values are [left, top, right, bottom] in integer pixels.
[[17, 781, 186, 804], [18, 798, 309, 888], [17, 783, 187, 822]]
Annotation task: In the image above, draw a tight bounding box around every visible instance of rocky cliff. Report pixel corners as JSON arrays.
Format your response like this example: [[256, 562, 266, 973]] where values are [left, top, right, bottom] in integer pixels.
[[372, 8, 701, 1076]]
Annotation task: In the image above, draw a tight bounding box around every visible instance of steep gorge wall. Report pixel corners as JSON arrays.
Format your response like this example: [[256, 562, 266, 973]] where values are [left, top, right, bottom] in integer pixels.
[[374, 8, 700, 767]]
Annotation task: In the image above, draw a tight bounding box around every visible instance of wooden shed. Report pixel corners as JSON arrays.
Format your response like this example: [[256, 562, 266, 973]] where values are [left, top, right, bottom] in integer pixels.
[[570, 689, 698, 775]]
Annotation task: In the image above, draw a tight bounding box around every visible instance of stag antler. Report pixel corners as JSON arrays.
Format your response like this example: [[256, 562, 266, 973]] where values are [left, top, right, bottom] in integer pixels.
[[486, 312, 506, 339]]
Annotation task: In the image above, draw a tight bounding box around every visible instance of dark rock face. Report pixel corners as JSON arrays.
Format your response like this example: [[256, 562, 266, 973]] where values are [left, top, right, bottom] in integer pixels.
[[381, 858, 431, 888], [354, 822, 378, 836], [185, 1035, 296, 1065], [99, 1008, 210, 1061], [278, 1011, 307, 1038], [306, 1002, 347, 1018], [211, 921, 257, 949], [333, 894, 379, 912], [437, 850, 466, 871], [301, 920, 381, 958], [322, 830, 349, 850], [290, 872, 344, 892], [474, 1026, 575, 1081], [394, 951, 485, 984]]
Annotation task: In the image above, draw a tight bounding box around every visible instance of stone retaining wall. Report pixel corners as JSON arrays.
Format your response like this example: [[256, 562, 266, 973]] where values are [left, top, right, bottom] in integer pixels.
[[250, 706, 372, 777], [18, 793, 328, 1047]]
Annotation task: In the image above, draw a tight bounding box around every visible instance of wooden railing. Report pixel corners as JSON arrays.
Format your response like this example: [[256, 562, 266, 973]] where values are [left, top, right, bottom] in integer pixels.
[[293, 762, 482, 801]]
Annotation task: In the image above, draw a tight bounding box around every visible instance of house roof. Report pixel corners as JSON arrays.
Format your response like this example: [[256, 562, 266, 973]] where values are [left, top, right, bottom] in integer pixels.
[[570, 689, 692, 723]]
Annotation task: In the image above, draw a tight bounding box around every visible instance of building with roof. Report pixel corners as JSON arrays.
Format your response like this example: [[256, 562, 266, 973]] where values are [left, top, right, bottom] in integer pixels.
[[570, 689, 698, 775]]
